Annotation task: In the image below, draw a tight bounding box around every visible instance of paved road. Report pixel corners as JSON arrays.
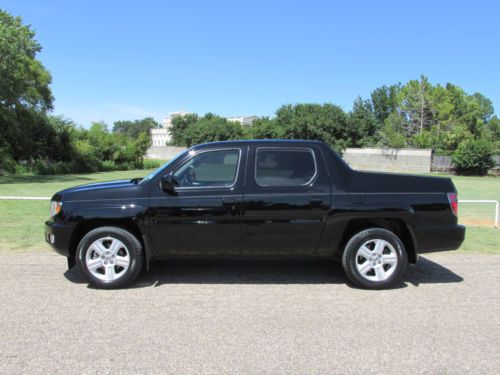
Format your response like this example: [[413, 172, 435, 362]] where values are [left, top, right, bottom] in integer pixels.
[[0, 251, 498, 374]]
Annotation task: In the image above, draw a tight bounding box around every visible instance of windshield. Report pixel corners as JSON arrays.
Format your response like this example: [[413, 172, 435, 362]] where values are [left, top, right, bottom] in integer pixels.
[[139, 149, 189, 184]]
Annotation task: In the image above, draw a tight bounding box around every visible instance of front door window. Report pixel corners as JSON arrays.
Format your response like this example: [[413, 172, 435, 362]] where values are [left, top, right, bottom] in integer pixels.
[[173, 149, 240, 188]]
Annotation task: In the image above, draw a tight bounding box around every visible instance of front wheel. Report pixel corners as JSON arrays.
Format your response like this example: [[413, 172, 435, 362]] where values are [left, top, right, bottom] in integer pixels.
[[342, 228, 408, 289], [76, 226, 144, 289]]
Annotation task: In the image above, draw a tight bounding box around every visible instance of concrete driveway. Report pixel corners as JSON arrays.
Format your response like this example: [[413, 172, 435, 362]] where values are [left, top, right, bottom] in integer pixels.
[[0, 251, 498, 374]]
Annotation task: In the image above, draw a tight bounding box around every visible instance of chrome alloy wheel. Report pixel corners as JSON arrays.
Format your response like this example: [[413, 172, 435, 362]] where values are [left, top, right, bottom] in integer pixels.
[[85, 237, 130, 282], [355, 239, 398, 282]]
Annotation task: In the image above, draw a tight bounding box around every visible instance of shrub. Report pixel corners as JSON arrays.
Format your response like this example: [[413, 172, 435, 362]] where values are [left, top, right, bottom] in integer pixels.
[[32, 160, 73, 175], [72, 139, 100, 172], [115, 162, 134, 171], [379, 121, 407, 148], [142, 159, 162, 169], [99, 160, 117, 171], [14, 163, 30, 175], [32, 159, 55, 175], [452, 138, 495, 175], [0, 152, 17, 175], [53, 161, 75, 175]]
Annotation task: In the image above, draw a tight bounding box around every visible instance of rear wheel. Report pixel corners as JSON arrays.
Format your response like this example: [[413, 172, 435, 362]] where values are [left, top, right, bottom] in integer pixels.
[[76, 226, 143, 289], [342, 228, 407, 289]]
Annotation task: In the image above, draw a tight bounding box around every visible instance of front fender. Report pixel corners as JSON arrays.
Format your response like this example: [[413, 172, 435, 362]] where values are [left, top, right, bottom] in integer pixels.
[[59, 200, 154, 264]]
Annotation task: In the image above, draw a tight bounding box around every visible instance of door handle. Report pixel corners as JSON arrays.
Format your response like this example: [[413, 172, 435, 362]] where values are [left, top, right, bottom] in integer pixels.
[[309, 198, 323, 205]]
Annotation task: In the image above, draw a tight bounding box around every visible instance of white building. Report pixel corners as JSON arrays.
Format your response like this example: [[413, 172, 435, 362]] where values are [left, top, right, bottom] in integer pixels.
[[227, 115, 258, 127], [150, 111, 188, 147], [150, 112, 258, 147]]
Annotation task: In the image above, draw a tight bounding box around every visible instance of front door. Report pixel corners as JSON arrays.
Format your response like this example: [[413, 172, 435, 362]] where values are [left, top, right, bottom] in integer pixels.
[[241, 145, 331, 256], [148, 147, 245, 256]]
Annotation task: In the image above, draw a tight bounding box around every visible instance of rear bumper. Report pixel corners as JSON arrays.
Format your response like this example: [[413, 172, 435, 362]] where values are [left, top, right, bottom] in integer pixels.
[[414, 224, 466, 254], [44, 220, 75, 257]]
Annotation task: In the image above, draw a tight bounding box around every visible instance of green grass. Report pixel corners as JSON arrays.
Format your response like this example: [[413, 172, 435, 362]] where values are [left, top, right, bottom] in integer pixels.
[[445, 175, 500, 227], [0, 169, 154, 197], [0, 169, 157, 252], [459, 227, 499, 254], [0, 200, 49, 251], [0, 171, 498, 253]]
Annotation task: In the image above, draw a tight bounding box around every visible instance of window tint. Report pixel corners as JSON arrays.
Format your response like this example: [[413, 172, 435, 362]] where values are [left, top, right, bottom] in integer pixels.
[[173, 149, 240, 187], [255, 149, 316, 186]]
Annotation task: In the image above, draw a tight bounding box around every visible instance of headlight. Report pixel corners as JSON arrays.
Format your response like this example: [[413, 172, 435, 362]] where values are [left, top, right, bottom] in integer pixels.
[[49, 200, 62, 217]]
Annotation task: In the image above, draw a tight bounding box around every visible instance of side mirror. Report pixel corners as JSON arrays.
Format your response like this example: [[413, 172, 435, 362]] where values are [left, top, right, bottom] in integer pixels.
[[160, 174, 179, 194]]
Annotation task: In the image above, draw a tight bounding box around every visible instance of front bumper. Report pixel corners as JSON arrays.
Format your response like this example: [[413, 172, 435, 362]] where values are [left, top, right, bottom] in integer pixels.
[[44, 220, 75, 257], [414, 224, 466, 254]]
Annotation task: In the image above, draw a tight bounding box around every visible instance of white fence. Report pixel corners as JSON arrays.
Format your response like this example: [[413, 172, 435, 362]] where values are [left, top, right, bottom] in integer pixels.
[[0, 196, 50, 200]]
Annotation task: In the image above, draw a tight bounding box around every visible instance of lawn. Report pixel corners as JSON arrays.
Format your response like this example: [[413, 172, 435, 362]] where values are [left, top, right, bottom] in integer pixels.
[[0, 169, 157, 252], [0, 170, 498, 253], [0, 169, 154, 197], [433, 174, 498, 225]]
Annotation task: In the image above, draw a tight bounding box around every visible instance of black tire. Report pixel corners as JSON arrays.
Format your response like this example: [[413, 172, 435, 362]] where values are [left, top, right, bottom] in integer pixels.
[[76, 226, 144, 289], [341, 228, 408, 289]]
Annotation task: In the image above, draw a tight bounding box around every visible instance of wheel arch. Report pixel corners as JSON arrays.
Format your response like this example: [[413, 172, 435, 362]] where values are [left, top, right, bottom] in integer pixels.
[[69, 219, 145, 258], [338, 218, 417, 264]]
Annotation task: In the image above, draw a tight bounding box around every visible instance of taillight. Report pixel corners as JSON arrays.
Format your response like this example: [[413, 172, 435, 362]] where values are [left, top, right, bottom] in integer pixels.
[[448, 193, 458, 216]]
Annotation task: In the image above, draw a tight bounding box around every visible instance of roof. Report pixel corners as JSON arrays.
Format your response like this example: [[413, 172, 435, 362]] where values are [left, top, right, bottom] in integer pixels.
[[192, 139, 327, 149]]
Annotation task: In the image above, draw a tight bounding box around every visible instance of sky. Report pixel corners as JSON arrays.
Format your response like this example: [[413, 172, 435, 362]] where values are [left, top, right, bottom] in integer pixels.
[[1, 0, 499, 127]]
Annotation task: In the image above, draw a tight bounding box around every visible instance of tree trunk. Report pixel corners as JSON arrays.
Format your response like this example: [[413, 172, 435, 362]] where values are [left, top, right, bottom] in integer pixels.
[[420, 81, 424, 135]]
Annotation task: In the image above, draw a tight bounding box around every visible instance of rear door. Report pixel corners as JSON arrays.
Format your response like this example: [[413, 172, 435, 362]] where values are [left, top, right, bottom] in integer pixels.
[[241, 145, 331, 256]]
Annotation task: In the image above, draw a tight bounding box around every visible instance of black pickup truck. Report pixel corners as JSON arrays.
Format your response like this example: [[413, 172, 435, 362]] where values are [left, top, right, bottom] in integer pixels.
[[45, 140, 465, 289]]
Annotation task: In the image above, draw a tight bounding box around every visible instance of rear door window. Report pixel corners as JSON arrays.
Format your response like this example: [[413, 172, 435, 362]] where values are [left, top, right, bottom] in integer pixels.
[[255, 148, 317, 187]]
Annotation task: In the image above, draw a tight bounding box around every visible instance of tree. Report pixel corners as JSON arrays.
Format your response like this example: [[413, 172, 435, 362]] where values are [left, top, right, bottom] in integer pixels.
[[347, 97, 378, 146], [37, 115, 76, 162], [379, 112, 407, 148], [247, 117, 281, 139], [370, 84, 400, 126], [485, 116, 500, 152], [169, 113, 199, 146], [429, 84, 454, 131], [470, 93, 494, 124], [0, 10, 53, 169], [113, 117, 159, 138], [399, 75, 434, 136], [0, 10, 53, 111], [183, 114, 243, 146], [461, 93, 494, 135], [274, 103, 348, 150]]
